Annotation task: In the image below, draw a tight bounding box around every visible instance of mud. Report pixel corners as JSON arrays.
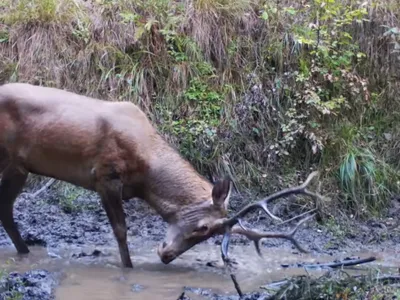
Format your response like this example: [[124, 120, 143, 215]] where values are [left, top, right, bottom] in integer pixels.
[[0, 183, 400, 299], [0, 269, 59, 300]]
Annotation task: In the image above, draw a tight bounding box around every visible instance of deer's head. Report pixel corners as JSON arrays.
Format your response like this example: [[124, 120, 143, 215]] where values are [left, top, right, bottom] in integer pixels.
[[157, 178, 232, 264], [157, 171, 323, 265]]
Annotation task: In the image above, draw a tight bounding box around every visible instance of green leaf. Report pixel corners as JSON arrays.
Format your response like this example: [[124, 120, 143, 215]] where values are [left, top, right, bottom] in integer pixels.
[[284, 7, 297, 15], [383, 27, 400, 36], [356, 52, 366, 58], [261, 11, 268, 20], [119, 12, 138, 23], [134, 26, 145, 40], [252, 127, 260, 135]]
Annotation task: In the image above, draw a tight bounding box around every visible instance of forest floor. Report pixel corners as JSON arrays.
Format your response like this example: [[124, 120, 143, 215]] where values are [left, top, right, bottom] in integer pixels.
[[0, 182, 399, 300]]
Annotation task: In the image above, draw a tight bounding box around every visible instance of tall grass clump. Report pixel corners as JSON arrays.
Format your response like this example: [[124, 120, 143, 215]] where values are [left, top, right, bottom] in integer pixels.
[[335, 131, 399, 217], [0, 0, 399, 219]]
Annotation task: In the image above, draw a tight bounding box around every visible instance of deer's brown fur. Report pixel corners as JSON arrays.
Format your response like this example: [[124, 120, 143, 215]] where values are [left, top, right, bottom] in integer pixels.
[[0, 83, 232, 268]]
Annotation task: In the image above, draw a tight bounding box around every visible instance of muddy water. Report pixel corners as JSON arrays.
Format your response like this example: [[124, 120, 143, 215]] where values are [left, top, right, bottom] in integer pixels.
[[1, 242, 399, 300], [1, 190, 400, 299]]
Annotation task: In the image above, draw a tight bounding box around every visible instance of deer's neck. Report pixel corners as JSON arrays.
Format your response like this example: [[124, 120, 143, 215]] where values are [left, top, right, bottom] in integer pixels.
[[144, 145, 213, 223]]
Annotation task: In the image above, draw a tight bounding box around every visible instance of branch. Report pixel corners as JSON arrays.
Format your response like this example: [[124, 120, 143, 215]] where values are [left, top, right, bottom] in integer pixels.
[[299, 256, 376, 270], [32, 178, 56, 197], [20, 178, 56, 198]]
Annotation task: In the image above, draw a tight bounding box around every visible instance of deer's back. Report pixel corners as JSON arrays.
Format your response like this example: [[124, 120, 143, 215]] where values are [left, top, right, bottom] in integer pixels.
[[0, 83, 155, 188]]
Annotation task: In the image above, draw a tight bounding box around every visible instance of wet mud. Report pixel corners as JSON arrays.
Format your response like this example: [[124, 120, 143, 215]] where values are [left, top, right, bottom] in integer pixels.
[[0, 184, 400, 299], [0, 269, 59, 300]]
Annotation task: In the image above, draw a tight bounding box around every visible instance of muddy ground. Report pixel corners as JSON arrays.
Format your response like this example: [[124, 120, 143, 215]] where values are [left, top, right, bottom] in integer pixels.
[[0, 180, 399, 300]]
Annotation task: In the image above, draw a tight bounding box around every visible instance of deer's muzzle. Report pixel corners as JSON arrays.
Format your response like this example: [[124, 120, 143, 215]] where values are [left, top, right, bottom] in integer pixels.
[[157, 242, 178, 264]]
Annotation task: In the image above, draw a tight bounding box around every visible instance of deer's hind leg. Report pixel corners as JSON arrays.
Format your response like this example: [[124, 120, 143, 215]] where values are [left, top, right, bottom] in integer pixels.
[[0, 147, 9, 175], [0, 165, 29, 254]]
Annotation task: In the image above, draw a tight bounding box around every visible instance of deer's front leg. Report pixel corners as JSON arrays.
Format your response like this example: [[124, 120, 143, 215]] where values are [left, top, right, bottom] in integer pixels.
[[96, 178, 133, 268]]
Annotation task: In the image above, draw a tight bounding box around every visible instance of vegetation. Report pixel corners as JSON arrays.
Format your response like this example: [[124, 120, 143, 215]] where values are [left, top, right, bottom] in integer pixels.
[[56, 183, 97, 213], [0, 0, 399, 219], [265, 269, 400, 299], [0, 261, 23, 300]]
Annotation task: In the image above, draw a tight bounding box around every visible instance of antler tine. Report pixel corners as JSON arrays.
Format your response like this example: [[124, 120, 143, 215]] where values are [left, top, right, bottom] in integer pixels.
[[237, 219, 263, 257], [223, 171, 320, 228], [259, 202, 283, 222], [231, 213, 317, 256], [219, 172, 322, 297]]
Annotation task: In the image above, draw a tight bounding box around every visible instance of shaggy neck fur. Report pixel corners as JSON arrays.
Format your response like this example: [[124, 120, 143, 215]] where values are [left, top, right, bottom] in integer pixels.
[[144, 138, 213, 223]]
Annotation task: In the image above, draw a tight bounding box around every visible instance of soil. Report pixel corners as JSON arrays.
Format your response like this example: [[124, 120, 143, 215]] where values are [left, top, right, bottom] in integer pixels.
[[0, 182, 399, 300]]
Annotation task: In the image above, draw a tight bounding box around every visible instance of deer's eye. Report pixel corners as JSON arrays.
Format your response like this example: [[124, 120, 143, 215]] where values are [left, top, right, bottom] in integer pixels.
[[194, 225, 209, 234]]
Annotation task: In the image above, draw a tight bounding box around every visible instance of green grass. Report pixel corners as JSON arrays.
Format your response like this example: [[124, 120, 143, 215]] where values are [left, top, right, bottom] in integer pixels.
[[320, 121, 400, 219], [338, 147, 398, 216], [0, 260, 23, 300], [2, 0, 81, 25]]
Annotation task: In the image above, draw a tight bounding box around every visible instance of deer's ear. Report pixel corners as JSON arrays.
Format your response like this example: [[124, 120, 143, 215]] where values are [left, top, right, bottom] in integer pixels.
[[211, 178, 232, 210]]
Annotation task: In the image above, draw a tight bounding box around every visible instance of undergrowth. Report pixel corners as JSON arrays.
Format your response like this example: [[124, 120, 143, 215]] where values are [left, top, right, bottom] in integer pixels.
[[0, 0, 399, 219], [0, 260, 23, 300], [266, 269, 400, 300], [23, 175, 98, 213]]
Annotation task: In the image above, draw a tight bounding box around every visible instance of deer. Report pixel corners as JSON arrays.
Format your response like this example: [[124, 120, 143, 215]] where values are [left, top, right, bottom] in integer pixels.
[[0, 82, 323, 269]]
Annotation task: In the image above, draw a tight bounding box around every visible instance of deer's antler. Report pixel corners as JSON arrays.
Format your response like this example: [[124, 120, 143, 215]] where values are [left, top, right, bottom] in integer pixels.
[[220, 171, 323, 261]]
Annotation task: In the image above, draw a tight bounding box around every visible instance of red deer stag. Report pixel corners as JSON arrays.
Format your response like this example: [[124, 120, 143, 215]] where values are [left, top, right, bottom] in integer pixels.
[[0, 83, 322, 268]]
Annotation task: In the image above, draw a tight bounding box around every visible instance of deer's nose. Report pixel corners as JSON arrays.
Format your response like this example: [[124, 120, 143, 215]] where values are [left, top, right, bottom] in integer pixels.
[[157, 242, 176, 264]]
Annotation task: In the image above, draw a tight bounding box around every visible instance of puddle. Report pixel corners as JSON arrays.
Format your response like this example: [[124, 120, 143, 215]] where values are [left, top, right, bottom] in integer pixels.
[[1, 242, 399, 300]]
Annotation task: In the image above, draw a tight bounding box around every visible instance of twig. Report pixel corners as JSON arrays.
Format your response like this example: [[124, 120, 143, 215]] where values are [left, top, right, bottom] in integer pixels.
[[299, 256, 376, 270], [32, 178, 56, 197], [230, 273, 243, 298], [221, 230, 243, 298], [278, 208, 318, 226], [177, 291, 186, 300], [21, 178, 56, 198], [261, 279, 289, 290], [270, 257, 377, 290], [375, 275, 400, 284], [353, 274, 400, 284]]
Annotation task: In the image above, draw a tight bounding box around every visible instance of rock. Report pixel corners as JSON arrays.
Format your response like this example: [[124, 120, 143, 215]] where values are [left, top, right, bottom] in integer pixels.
[[131, 283, 144, 292]]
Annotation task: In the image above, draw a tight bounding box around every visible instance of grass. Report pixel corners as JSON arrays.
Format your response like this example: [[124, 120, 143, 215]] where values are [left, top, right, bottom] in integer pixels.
[[321, 120, 400, 219], [324, 217, 348, 241], [3, 0, 78, 25], [0, 0, 399, 219], [338, 147, 396, 216], [57, 183, 98, 213], [0, 260, 23, 300], [265, 269, 400, 300], [23, 175, 97, 213]]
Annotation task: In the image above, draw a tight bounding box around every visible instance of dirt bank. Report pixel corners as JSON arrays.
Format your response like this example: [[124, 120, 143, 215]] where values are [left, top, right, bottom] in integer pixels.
[[0, 184, 399, 299]]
